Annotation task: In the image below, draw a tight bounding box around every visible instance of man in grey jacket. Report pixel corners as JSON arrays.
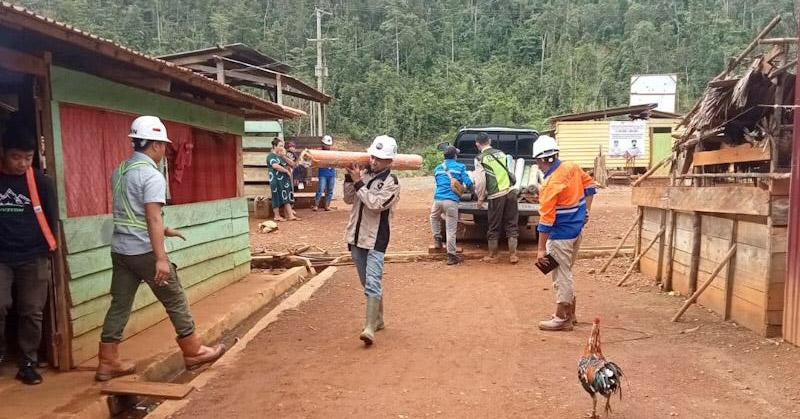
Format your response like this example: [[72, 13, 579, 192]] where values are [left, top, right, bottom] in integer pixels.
[[343, 135, 400, 346]]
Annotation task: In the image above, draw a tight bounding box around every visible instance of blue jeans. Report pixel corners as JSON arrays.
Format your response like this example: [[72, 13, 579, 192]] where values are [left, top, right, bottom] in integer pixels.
[[315, 175, 336, 206], [350, 246, 385, 298]]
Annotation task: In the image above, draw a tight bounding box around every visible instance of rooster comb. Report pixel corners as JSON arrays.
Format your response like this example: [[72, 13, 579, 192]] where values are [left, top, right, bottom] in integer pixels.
[[593, 317, 601, 324]]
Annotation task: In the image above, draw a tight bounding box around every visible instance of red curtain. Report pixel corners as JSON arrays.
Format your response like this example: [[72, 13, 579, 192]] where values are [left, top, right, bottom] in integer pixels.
[[59, 104, 237, 217]]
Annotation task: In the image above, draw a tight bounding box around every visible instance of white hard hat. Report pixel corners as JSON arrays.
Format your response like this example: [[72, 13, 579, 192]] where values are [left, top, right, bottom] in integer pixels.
[[128, 116, 171, 143], [321, 135, 333, 146], [367, 135, 398, 160], [533, 135, 559, 159]]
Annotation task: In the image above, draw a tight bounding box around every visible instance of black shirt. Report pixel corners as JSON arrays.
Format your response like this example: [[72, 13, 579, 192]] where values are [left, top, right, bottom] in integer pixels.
[[0, 169, 57, 264]]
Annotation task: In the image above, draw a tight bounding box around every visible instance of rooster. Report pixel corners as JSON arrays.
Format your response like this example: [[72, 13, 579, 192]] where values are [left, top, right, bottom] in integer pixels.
[[578, 318, 623, 418]]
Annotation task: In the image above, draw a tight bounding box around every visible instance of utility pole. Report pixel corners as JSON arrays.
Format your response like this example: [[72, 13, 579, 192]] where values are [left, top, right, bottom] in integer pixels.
[[307, 8, 336, 136], [395, 18, 400, 74]]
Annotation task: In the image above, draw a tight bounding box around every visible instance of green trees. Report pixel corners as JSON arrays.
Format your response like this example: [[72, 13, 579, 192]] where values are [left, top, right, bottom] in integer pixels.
[[19, 0, 797, 149]]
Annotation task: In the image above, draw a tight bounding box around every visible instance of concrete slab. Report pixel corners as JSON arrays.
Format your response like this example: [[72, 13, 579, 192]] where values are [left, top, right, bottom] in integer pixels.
[[0, 267, 310, 419]]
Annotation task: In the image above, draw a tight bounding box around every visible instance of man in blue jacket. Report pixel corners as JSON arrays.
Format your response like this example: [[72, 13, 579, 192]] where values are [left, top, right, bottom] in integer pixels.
[[430, 146, 473, 265]]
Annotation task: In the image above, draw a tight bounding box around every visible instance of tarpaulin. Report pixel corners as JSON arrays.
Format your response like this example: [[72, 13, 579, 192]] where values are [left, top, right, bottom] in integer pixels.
[[59, 104, 237, 217]]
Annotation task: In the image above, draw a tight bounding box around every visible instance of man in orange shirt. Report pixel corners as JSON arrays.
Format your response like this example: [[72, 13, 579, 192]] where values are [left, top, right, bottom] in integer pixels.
[[533, 136, 596, 332]]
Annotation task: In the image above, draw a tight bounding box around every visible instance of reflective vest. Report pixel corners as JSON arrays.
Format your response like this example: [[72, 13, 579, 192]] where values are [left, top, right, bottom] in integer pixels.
[[112, 159, 157, 230]]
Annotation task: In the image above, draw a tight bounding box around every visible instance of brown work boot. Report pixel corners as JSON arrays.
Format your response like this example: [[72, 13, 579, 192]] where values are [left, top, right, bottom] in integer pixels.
[[508, 237, 519, 264], [538, 303, 574, 331], [95, 342, 136, 382], [176, 333, 227, 370], [481, 239, 499, 263]]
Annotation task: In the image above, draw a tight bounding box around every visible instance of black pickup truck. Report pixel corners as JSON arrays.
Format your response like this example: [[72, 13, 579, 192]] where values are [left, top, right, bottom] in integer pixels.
[[445, 127, 542, 242]]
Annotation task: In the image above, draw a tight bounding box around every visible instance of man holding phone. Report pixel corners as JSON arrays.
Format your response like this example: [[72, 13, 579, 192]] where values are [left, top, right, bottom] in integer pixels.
[[532, 135, 596, 332]]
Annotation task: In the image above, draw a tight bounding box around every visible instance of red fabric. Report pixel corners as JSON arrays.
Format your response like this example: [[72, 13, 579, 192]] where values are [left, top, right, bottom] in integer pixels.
[[167, 129, 237, 205], [59, 104, 238, 217]]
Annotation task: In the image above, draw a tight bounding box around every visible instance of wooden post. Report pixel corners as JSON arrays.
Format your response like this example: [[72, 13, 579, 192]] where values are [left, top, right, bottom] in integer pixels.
[[215, 58, 225, 84], [598, 217, 639, 273], [672, 244, 738, 322], [655, 210, 667, 284], [276, 74, 285, 140], [723, 220, 739, 320], [688, 213, 702, 294], [633, 208, 644, 271], [618, 228, 664, 287], [38, 52, 73, 371], [662, 210, 677, 291]]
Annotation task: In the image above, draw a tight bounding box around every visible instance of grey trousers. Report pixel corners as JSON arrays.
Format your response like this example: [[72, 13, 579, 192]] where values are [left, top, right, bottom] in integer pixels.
[[0, 256, 50, 365], [430, 199, 459, 254], [101, 252, 195, 343]]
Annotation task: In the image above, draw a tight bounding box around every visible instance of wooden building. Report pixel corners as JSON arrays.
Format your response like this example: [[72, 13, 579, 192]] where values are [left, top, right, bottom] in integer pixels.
[[631, 17, 794, 339], [0, 3, 304, 368], [548, 104, 681, 173]]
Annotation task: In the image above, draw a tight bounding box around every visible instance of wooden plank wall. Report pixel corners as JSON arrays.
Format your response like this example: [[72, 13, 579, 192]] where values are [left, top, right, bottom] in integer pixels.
[[62, 198, 251, 365], [638, 205, 785, 337]]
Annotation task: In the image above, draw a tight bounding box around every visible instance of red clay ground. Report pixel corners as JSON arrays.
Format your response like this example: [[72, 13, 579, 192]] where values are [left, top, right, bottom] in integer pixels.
[[170, 181, 800, 418]]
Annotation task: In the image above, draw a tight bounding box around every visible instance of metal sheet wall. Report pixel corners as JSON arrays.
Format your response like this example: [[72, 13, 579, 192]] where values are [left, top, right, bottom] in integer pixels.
[[783, 29, 800, 345]]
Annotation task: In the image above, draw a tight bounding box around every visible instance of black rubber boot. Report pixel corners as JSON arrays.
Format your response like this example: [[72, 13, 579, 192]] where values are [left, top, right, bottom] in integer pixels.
[[433, 235, 443, 249], [447, 253, 462, 265]]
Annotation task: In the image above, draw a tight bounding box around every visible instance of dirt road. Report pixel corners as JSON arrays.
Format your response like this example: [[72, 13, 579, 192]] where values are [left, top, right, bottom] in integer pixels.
[[171, 181, 800, 418]]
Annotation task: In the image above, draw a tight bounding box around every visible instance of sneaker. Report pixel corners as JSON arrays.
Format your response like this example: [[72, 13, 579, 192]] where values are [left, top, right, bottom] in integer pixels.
[[16, 364, 43, 385]]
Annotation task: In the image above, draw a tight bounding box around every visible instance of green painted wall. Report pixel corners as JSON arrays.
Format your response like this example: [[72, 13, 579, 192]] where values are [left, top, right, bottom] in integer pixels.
[[62, 197, 251, 365], [50, 66, 245, 135]]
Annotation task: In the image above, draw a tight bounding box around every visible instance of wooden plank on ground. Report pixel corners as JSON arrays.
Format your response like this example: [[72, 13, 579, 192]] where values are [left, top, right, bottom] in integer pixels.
[[102, 381, 194, 400], [691, 144, 771, 166]]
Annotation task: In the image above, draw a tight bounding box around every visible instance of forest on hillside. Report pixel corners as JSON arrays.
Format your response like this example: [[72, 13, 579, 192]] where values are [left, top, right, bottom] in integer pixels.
[[18, 0, 799, 148]]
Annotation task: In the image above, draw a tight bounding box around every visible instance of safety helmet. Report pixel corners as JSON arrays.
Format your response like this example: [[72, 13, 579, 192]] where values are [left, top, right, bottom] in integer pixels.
[[321, 135, 333, 146], [128, 116, 171, 143], [367, 135, 398, 160], [532, 135, 558, 159]]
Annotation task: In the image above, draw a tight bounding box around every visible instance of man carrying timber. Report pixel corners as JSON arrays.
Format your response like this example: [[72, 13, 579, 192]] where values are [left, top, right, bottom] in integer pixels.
[[95, 116, 225, 381], [0, 125, 57, 385], [343, 135, 400, 346], [475, 132, 519, 264], [533, 135, 596, 332]]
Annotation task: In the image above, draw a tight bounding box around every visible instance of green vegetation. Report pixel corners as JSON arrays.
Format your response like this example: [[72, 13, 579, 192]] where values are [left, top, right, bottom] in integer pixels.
[[20, 0, 797, 150]]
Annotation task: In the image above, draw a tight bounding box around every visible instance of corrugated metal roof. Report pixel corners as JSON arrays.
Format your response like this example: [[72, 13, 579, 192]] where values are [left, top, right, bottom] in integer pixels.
[[0, 2, 306, 119], [547, 103, 682, 124]]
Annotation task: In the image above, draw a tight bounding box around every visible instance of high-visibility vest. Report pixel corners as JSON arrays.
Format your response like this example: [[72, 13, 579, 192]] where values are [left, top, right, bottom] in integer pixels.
[[25, 167, 57, 251], [112, 160, 157, 230]]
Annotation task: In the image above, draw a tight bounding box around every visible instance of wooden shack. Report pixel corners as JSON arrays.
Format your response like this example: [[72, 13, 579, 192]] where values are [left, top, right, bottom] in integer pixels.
[[0, 3, 304, 368], [549, 104, 681, 173], [631, 16, 794, 338]]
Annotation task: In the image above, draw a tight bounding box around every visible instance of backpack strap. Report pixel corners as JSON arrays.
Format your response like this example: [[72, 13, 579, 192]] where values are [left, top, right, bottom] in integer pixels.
[[25, 167, 56, 251]]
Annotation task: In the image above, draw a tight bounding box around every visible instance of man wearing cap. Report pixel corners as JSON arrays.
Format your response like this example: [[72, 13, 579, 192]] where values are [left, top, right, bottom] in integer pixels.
[[343, 135, 401, 346], [95, 116, 225, 381], [314, 135, 336, 211], [532, 135, 596, 332], [0, 125, 57, 385], [430, 146, 472, 265]]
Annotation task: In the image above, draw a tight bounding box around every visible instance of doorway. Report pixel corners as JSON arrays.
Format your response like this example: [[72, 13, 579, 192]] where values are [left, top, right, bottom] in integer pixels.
[[0, 56, 66, 370]]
